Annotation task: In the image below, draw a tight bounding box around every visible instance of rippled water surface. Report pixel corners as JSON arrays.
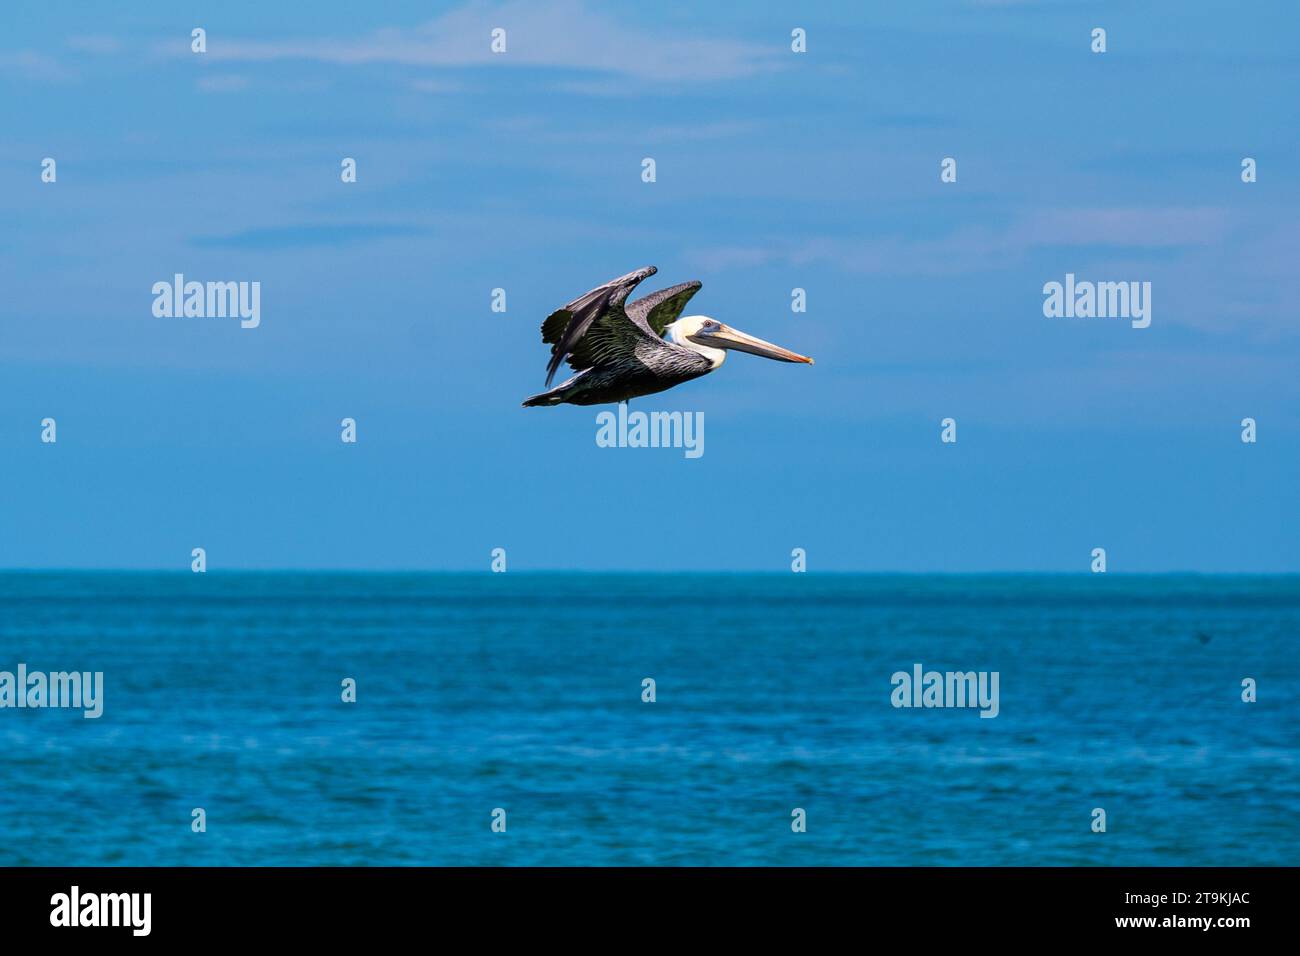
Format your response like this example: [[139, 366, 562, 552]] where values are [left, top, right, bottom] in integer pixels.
[[0, 573, 1295, 865]]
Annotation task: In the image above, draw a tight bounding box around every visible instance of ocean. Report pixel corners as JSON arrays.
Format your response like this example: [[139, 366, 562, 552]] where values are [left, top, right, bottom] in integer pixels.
[[0, 572, 1295, 866]]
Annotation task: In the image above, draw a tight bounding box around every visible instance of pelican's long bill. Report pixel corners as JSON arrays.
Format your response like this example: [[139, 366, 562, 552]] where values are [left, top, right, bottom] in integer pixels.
[[695, 324, 815, 364]]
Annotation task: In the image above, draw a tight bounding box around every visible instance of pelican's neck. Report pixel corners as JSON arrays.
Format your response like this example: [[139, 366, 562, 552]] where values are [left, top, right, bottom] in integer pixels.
[[667, 320, 727, 368]]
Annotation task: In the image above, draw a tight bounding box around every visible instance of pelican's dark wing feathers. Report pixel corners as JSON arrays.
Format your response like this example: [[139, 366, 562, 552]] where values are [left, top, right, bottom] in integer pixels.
[[541, 266, 658, 385], [625, 281, 702, 337]]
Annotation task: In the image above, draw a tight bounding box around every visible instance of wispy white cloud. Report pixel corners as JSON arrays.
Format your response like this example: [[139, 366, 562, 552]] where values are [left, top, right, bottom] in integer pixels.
[[0, 50, 76, 82], [66, 35, 122, 55], [549, 78, 642, 97], [691, 206, 1231, 276], [1010, 207, 1227, 248], [409, 77, 465, 94], [196, 74, 252, 94], [689, 205, 1300, 336], [178, 0, 781, 82], [640, 120, 762, 141]]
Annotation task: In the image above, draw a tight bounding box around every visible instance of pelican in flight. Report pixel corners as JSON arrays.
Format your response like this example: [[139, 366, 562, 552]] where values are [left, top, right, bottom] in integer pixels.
[[522, 266, 813, 407]]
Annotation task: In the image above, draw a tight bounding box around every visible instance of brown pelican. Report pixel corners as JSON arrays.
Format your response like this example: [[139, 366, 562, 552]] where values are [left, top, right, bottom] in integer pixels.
[[522, 266, 813, 407]]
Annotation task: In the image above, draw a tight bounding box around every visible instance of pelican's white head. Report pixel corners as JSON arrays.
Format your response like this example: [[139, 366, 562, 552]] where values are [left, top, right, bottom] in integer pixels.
[[665, 315, 814, 369], [667, 315, 728, 367]]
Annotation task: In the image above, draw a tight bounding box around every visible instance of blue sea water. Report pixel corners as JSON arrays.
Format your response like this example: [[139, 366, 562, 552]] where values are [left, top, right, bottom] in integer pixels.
[[0, 572, 1295, 866]]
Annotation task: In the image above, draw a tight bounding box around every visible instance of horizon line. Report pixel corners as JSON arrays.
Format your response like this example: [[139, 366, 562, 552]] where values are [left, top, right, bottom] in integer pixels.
[[1, 568, 1298, 576]]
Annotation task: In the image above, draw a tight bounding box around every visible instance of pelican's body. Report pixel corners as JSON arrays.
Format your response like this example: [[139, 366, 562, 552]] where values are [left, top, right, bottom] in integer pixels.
[[522, 266, 812, 407], [531, 338, 715, 406]]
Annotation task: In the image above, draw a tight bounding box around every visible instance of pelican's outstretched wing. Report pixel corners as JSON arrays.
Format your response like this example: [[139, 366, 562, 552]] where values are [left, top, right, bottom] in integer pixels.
[[541, 266, 657, 385], [626, 281, 702, 337]]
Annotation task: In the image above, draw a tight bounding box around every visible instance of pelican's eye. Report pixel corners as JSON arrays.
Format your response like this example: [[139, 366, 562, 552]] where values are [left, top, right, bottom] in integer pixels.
[[703, 321, 721, 332]]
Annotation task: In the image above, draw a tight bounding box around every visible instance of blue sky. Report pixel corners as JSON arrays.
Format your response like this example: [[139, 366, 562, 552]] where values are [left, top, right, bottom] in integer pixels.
[[1, 0, 1296, 571]]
